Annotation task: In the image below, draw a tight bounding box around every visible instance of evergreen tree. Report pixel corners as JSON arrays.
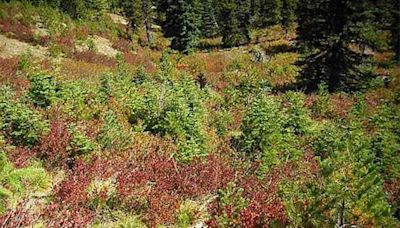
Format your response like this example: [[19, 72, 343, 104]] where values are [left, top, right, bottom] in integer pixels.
[[250, 0, 261, 27], [263, 0, 282, 26], [297, 0, 377, 92], [163, 0, 201, 53], [281, 0, 297, 38], [122, 0, 143, 30], [218, 0, 251, 47], [60, 0, 107, 19], [122, 0, 154, 45], [306, 122, 397, 226], [391, 0, 400, 64], [200, 0, 219, 38]]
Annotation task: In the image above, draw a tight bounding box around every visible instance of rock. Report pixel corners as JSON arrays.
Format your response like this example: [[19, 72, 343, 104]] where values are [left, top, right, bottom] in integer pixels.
[[0, 34, 47, 58], [107, 13, 129, 26]]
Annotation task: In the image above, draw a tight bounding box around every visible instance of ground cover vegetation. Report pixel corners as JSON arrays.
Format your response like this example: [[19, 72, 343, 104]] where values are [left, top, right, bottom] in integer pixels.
[[0, 0, 399, 227]]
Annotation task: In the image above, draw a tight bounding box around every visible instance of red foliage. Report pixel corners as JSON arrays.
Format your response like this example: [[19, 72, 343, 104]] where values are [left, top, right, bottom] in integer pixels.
[[0, 201, 33, 228], [206, 162, 309, 227], [0, 18, 35, 43], [123, 51, 157, 73], [7, 147, 34, 168], [35, 119, 71, 168], [384, 180, 400, 205], [116, 152, 234, 226], [74, 51, 117, 68], [0, 57, 28, 91], [55, 35, 75, 55], [112, 38, 131, 52], [43, 156, 118, 227], [37, 35, 51, 46], [44, 205, 94, 228]]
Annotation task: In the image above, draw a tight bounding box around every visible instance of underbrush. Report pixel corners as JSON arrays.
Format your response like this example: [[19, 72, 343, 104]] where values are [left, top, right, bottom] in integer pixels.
[[0, 3, 399, 226]]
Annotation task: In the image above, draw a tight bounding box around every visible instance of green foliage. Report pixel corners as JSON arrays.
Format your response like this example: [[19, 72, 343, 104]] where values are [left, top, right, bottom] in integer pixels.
[[265, 0, 282, 26], [0, 86, 48, 147], [308, 121, 397, 226], [164, 0, 201, 52], [176, 200, 203, 228], [93, 212, 147, 228], [60, 0, 107, 19], [67, 124, 95, 156], [281, 0, 297, 34], [58, 80, 103, 120], [200, 0, 219, 38], [297, 0, 378, 92], [282, 91, 313, 135], [213, 182, 247, 227], [128, 78, 208, 162], [370, 104, 400, 181], [240, 94, 301, 175], [97, 110, 131, 151], [0, 151, 50, 214], [218, 0, 251, 47], [87, 178, 118, 212], [28, 72, 58, 108]]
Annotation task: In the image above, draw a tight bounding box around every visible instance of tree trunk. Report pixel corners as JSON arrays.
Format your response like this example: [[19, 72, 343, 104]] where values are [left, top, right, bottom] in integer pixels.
[[142, 1, 154, 46]]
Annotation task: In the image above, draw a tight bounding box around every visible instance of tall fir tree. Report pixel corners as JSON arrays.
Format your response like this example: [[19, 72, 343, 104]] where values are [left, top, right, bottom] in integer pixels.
[[163, 0, 201, 53], [250, 0, 262, 27], [281, 0, 297, 38], [391, 0, 400, 64], [218, 0, 251, 47], [200, 0, 219, 38], [297, 0, 377, 92], [60, 0, 107, 19], [263, 0, 282, 26], [122, 0, 154, 45], [122, 0, 143, 30]]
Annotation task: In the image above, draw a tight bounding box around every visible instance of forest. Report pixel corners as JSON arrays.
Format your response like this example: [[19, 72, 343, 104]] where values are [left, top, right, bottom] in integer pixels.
[[0, 0, 399, 227]]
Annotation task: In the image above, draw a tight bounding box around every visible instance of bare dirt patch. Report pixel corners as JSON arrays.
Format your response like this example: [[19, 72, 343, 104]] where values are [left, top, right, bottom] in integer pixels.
[[0, 34, 47, 58]]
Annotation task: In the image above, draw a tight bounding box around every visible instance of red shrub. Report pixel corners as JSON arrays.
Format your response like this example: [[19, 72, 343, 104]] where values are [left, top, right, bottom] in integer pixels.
[[123, 51, 157, 73], [116, 152, 234, 226], [7, 147, 34, 168], [0, 57, 28, 91], [35, 119, 71, 168], [206, 162, 304, 227], [44, 204, 95, 228], [112, 38, 132, 52], [74, 51, 117, 68], [0, 201, 33, 228], [43, 156, 117, 227], [0, 18, 35, 43], [55, 35, 75, 55], [37, 35, 51, 46]]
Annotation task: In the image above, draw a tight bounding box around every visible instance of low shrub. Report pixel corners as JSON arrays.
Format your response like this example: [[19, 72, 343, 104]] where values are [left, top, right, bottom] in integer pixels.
[[282, 91, 313, 135], [0, 151, 50, 215], [0, 86, 48, 147], [28, 72, 58, 108], [128, 79, 209, 162], [239, 94, 301, 175]]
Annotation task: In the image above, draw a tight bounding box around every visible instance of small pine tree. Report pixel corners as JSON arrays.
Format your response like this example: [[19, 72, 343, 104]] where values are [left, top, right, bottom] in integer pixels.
[[122, 0, 143, 30], [308, 122, 397, 226]]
